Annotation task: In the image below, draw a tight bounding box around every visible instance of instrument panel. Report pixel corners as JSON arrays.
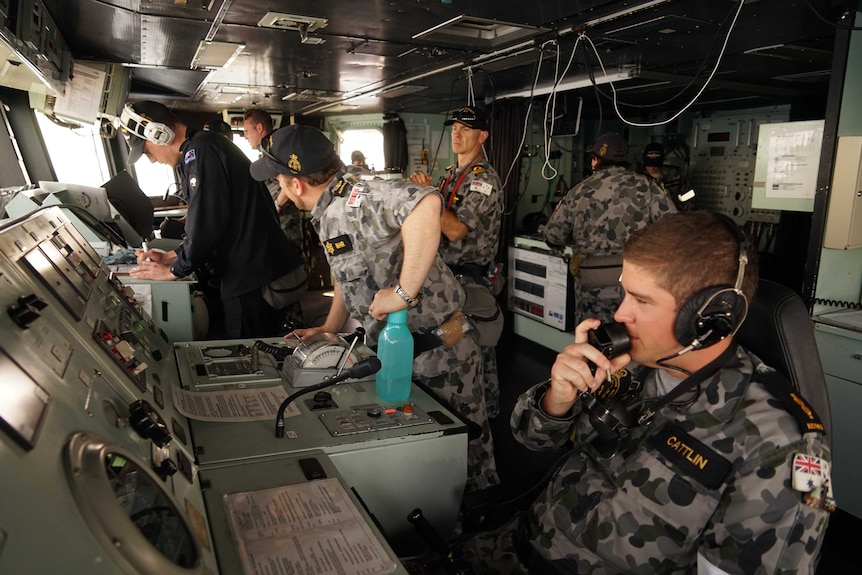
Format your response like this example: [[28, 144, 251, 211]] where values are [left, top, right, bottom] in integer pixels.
[[0, 207, 464, 572]]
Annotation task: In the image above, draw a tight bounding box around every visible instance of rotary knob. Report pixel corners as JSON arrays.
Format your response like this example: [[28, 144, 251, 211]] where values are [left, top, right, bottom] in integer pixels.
[[155, 458, 179, 480], [128, 399, 172, 447]]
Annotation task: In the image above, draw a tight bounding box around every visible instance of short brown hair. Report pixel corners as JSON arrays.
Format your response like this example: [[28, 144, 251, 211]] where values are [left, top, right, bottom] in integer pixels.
[[622, 211, 758, 308], [243, 108, 274, 133], [294, 163, 343, 187]]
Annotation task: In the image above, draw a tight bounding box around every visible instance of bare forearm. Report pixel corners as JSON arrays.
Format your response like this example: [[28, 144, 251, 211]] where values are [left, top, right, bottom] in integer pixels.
[[322, 284, 351, 332], [399, 193, 442, 296]]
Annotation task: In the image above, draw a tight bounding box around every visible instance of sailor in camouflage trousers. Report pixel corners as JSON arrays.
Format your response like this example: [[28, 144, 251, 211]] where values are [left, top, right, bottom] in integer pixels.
[[459, 211, 832, 574], [410, 106, 504, 418], [542, 132, 676, 325], [251, 124, 499, 491]]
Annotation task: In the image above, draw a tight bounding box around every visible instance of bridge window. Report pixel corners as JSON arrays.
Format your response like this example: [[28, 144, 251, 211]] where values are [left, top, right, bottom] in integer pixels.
[[340, 128, 384, 173], [35, 112, 110, 187], [232, 133, 259, 162], [132, 156, 177, 199]]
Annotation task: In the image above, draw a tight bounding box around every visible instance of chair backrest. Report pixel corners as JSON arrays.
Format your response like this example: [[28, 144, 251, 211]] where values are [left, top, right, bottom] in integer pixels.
[[735, 279, 832, 446]]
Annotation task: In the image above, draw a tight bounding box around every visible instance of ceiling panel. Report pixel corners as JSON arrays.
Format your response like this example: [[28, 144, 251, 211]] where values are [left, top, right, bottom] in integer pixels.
[[37, 0, 841, 118]]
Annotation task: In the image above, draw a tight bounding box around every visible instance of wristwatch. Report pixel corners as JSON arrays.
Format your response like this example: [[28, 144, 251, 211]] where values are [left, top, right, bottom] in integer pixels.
[[394, 284, 421, 308]]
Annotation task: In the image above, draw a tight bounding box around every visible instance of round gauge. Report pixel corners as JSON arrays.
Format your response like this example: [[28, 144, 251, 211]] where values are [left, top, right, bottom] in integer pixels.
[[292, 333, 356, 369], [302, 345, 357, 369]]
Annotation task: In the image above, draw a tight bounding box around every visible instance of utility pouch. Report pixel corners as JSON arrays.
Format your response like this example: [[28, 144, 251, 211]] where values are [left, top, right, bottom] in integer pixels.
[[577, 254, 623, 289], [262, 266, 308, 309], [461, 281, 504, 347]]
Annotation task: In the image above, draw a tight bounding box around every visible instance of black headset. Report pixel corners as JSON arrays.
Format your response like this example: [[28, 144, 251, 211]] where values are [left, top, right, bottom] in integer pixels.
[[672, 215, 750, 351], [582, 215, 752, 448]]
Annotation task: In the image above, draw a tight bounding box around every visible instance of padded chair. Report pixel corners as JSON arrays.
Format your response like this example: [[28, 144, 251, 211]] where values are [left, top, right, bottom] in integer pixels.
[[735, 279, 832, 446]]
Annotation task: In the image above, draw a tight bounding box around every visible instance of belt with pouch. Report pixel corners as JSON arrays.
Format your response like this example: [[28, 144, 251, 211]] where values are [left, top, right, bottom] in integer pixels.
[[574, 254, 623, 289]]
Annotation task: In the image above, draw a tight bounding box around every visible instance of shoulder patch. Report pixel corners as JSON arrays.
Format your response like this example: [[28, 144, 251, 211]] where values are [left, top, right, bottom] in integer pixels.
[[333, 175, 366, 198], [347, 185, 364, 207], [649, 422, 732, 490], [469, 179, 493, 196], [184, 149, 196, 165], [472, 166, 486, 175], [324, 234, 353, 256], [332, 178, 350, 197], [756, 369, 825, 435]]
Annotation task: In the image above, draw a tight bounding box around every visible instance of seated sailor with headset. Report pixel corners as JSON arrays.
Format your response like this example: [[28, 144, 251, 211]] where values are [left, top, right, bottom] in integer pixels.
[[458, 211, 832, 574]]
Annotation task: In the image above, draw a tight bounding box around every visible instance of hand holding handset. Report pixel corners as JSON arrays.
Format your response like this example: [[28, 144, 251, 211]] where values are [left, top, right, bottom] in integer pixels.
[[585, 322, 631, 378], [580, 322, 635, 438]]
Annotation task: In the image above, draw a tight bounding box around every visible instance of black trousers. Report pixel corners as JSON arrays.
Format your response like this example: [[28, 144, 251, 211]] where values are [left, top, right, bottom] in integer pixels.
[[222, 287, 283, 339]]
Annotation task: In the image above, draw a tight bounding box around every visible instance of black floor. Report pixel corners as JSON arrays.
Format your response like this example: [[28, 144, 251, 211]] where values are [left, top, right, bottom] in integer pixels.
[[490, 331, 859, 574]]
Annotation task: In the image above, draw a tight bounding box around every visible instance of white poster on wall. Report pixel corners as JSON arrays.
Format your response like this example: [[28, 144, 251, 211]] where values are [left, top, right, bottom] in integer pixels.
[[53, 63, 106, 124], [763, 120, 824, 200]]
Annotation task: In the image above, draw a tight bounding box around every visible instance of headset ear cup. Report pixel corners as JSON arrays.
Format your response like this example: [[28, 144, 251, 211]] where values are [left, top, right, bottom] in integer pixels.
[[120, 104, 175, 146], [674, 288, 714, 347], [143, 122, 175, 146], [675, 288, 747, 348]]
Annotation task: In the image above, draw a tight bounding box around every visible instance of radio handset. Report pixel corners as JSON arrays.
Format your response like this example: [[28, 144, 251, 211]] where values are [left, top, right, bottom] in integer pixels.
[[579, 322, 634, 438]]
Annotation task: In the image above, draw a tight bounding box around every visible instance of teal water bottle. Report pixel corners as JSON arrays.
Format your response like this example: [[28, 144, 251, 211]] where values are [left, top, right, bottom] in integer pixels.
[[375, 309, 413, 403]]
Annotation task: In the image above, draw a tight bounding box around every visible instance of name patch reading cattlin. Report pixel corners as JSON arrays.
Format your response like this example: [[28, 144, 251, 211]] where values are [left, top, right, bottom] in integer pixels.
[[649, 422, 731, 490]]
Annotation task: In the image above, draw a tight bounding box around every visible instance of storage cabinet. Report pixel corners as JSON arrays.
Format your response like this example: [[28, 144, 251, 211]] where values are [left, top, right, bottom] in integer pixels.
[[120, 276, 205, 342], [813, 321, 862, 520], [824, 136, 862, 249]]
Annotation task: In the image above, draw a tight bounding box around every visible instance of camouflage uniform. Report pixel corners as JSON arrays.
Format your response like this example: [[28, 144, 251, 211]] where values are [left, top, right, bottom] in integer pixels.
[[265, 178, 305, 250], [459, 346, 831, 574], [265, 177, 306, 328], [439, 157, 504, 418], [310, 171, 499, 491], [542, 166, 676, 324]]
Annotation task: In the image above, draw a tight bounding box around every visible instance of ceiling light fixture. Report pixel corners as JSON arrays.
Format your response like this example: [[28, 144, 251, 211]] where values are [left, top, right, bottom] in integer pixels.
[[498, 66, 639, 99], [575, 0, 675, 30], [413, 15, 548, 48], [299, 39, 539, 115], [190, 40, 245, 69], [301, 61, 465, 114]]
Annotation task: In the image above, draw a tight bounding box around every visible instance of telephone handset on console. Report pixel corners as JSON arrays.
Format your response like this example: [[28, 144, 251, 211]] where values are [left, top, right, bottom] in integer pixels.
[[579, 322, 635, 438]]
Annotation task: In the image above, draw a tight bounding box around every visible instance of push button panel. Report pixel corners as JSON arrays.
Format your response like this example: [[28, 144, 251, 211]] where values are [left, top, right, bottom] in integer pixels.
[[320, 403, 434, 436]]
